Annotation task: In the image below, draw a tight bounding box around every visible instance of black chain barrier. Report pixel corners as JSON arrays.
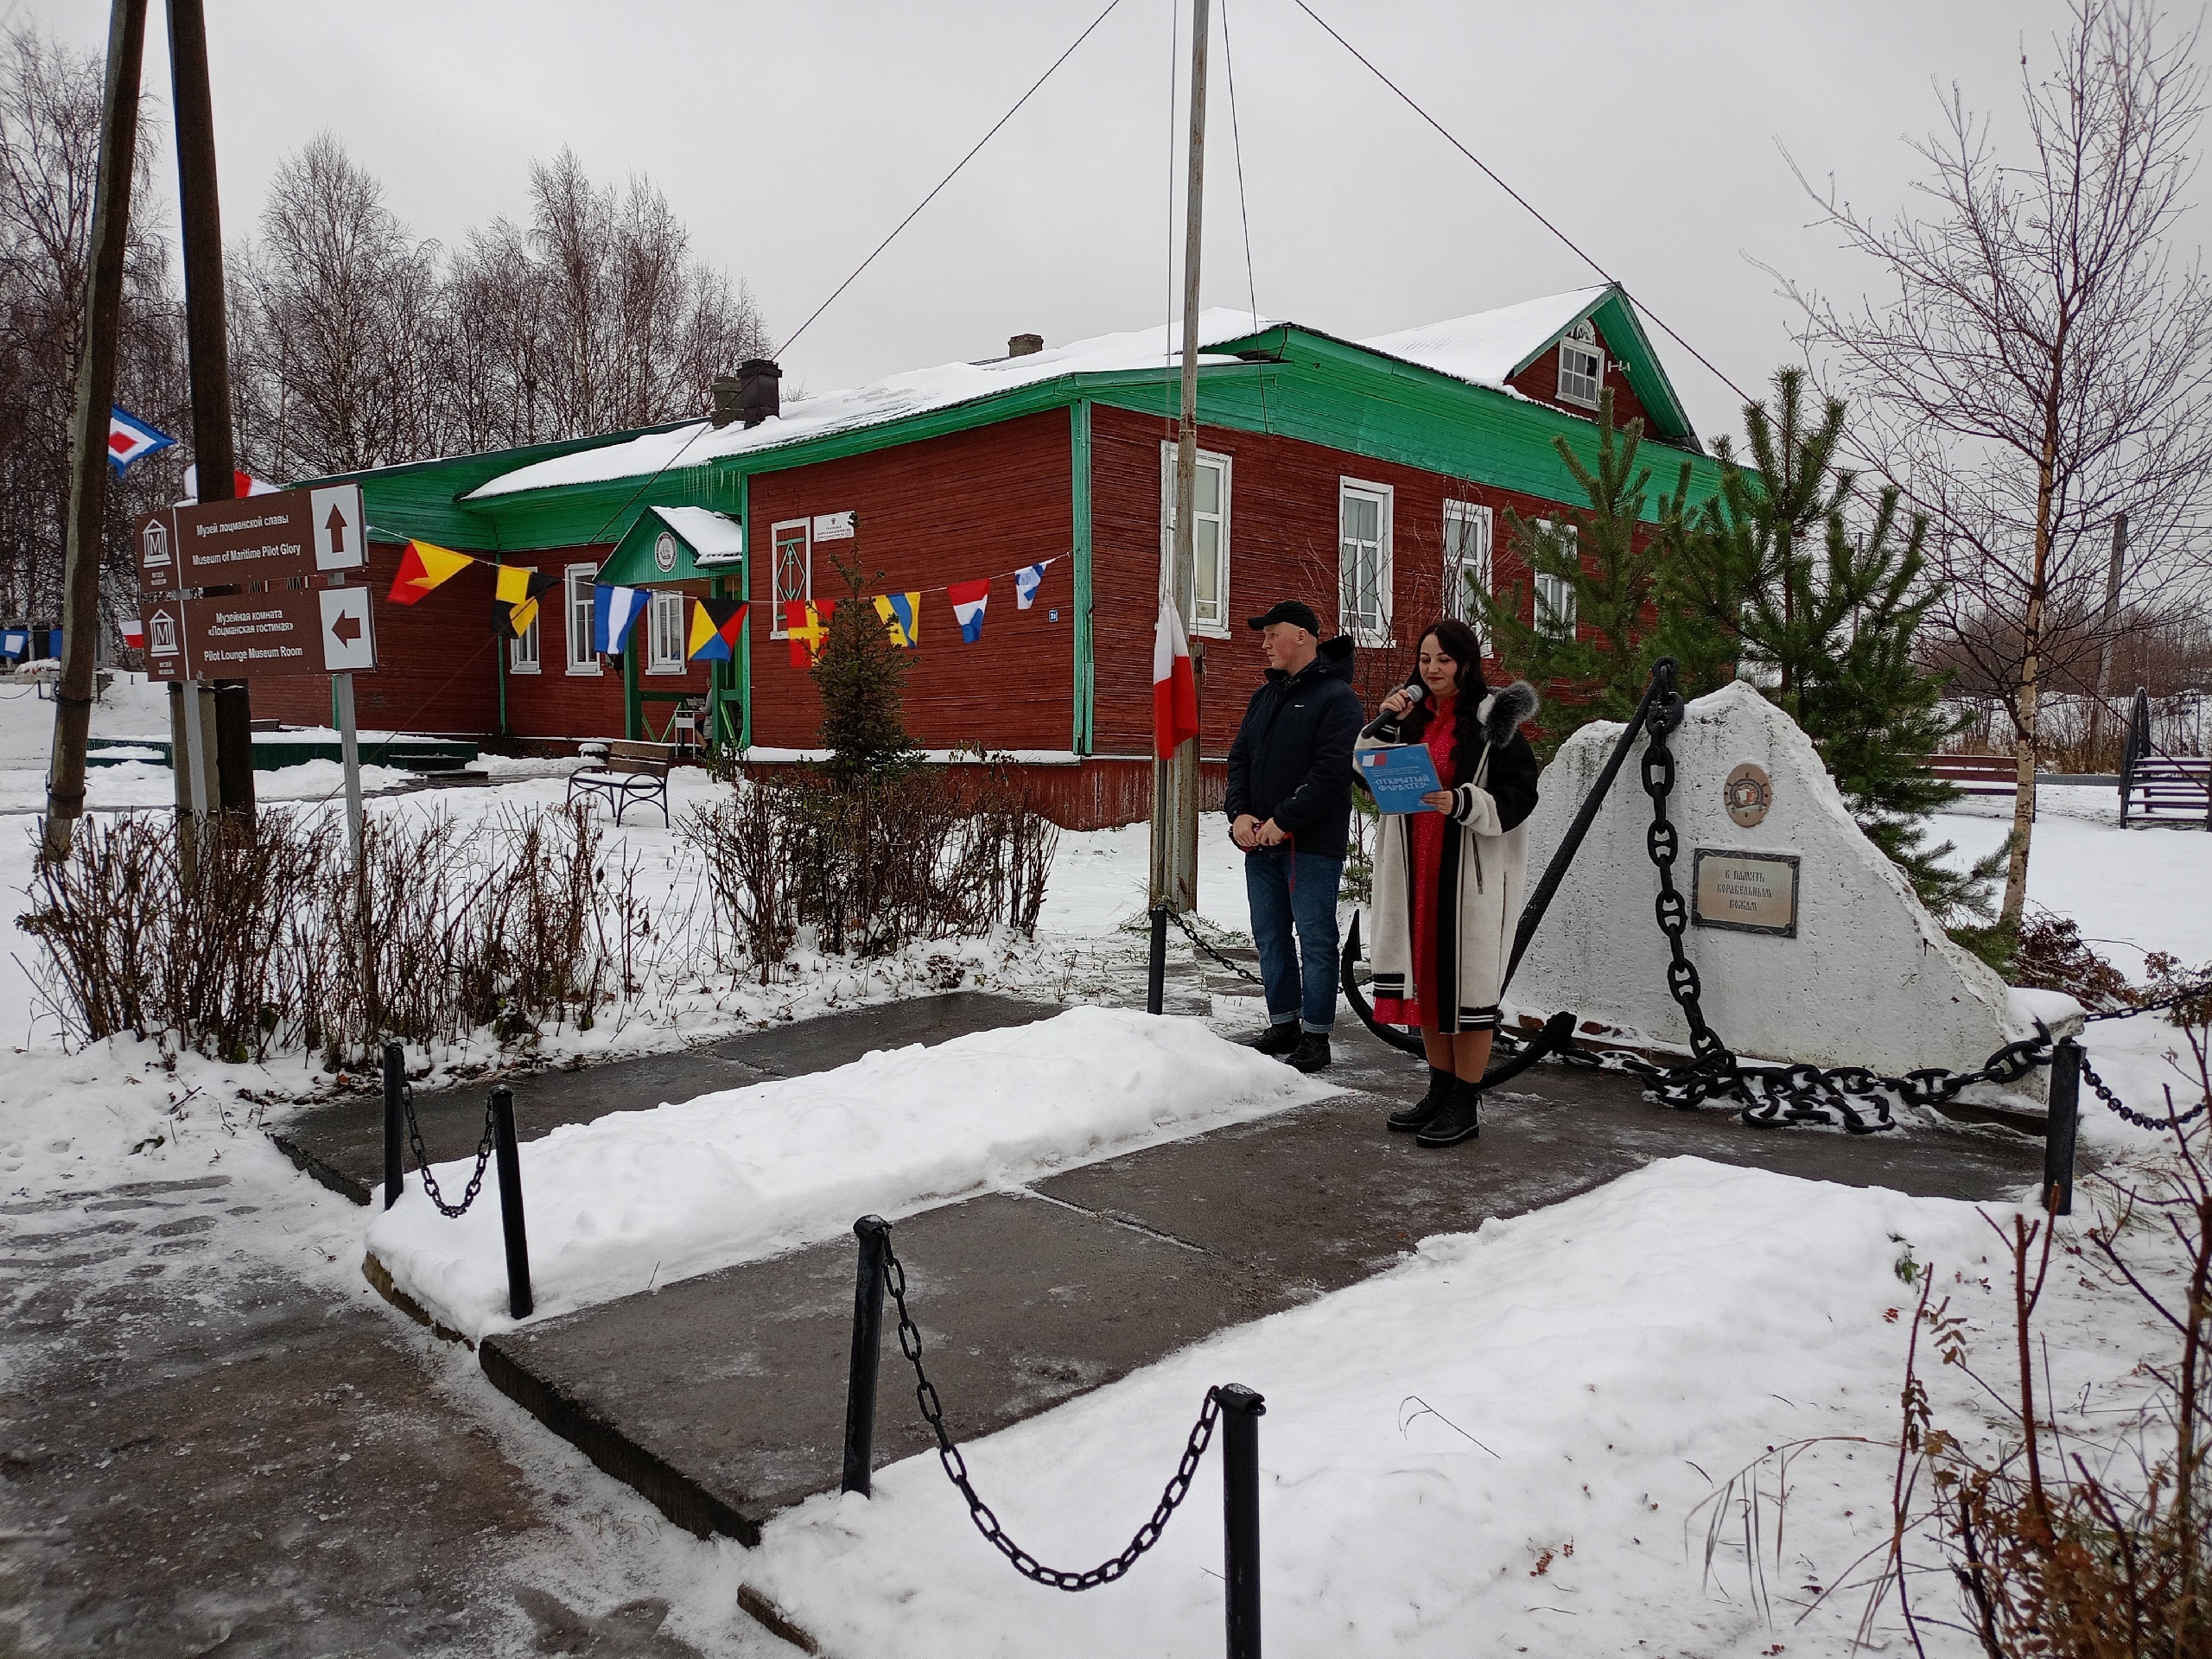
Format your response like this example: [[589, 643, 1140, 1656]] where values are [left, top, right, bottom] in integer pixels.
[[1160, 906, 1265, 986], [399, 1075, 499, 1217], [880, 1234, 1224, 1590], [2080, 1051, 2210, 1131]]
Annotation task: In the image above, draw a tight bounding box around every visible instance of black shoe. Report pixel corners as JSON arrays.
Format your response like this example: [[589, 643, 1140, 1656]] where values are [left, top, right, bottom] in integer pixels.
[[1244, 1022, 1301, 1056], [1388, 1067, 1455, 1133], [1414, 1078, 1482, 1147], [1282, 1033, 1332, 1073]]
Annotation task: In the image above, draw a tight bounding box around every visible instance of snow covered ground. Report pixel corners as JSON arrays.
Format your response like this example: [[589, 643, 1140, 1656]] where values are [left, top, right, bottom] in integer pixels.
[[742, 1155, 2178, 1657], [370, 1007, 1335, 1340], [2, 733, 2208, 1653]]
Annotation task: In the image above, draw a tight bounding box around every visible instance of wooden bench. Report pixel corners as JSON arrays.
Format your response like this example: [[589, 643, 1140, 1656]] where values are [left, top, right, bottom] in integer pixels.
[[1926, 753, 2023, 798], [2123, 754, 2212, 828], [567, 740, 673, 827]]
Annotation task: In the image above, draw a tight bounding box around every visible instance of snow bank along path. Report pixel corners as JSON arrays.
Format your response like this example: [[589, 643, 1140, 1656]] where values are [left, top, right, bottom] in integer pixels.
[[745, 1158, 2103, 1658], [367, 1007, 1336, 1340]]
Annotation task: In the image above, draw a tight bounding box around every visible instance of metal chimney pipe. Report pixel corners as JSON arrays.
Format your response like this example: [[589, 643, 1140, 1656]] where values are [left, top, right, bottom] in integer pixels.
[[736, 359, 781, 429]]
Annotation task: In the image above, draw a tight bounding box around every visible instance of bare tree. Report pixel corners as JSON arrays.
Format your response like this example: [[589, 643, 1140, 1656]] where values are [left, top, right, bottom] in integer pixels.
[[0, 24, 184, 634], [229, 133, 444, 480], [1786, 0, 2212, 925], [446, 148, 768, 450]]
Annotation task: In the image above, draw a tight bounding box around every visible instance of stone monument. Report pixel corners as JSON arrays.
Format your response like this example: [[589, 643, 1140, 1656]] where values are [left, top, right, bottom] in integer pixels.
[[1510, 680, 2054, 1096]]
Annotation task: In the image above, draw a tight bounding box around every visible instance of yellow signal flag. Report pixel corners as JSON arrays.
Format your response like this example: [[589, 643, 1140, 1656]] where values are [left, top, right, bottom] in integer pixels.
[[493, 564, 533, 606], [509, 596, 540, 637]]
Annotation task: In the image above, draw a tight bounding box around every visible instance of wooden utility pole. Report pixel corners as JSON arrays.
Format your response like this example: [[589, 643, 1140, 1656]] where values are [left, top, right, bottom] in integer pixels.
[[41, 0, 149, 863], [1148, 0, 1208, 928], [167, 0, 252, 818]]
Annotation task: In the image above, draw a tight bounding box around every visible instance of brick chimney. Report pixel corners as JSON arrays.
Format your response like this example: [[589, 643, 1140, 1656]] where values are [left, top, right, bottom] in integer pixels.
[[1007, 333, 1044, 358], [736, 359, 781, 428], [709, 374, 742, 428]]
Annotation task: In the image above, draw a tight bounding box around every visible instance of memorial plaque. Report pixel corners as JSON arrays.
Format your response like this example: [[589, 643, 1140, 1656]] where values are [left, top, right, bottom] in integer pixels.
[[140, 588, 378, 683], [1692, 848, 1800, 938], [136, 482, 366, 594]]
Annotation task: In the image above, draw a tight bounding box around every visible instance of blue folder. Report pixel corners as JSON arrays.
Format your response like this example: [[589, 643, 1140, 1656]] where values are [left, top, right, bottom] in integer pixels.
[[1357, 743, 1444, 814]]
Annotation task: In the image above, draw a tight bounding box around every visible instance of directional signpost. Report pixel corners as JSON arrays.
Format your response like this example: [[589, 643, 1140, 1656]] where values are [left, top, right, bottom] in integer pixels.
[[135, 480, 379, 884]]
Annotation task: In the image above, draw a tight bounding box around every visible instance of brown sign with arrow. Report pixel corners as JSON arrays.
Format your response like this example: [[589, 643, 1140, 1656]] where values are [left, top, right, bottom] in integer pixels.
[[137, 481, 367, 596], [140, 586, 378, 682]]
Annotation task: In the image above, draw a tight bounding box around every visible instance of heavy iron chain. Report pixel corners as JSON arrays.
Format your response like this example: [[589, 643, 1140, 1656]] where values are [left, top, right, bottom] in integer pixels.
[[880, 1233, 1224, 1590], [400, 1077, 499, 1218], [2079, 1052, 2210, 1131], [1491, 660, 2070, 1135], [1160, 905, 1264, 985]]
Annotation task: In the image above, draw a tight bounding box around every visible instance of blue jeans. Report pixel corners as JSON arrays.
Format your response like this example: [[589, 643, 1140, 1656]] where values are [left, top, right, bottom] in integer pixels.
[[1244, 847, 1345, 1033]]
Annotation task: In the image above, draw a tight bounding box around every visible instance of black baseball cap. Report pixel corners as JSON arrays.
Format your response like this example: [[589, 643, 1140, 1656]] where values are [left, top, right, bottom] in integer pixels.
[[1246, 600, 1320, 634]]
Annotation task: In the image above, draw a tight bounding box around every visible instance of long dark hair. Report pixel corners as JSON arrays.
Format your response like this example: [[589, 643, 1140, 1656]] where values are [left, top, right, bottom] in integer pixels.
[[1399, 617, 1491, 764]]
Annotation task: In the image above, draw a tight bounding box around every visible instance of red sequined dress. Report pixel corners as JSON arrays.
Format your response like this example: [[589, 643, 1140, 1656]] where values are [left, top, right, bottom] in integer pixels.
[[1370, 695, 1457, 1027]]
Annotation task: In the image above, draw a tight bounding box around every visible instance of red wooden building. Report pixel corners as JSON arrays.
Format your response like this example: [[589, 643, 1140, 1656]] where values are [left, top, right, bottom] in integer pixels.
[[255, 285, 1726, 826]]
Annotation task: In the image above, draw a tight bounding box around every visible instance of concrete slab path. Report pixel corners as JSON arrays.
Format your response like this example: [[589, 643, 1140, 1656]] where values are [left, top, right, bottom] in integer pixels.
[[477, 1014, 2047, 1544]]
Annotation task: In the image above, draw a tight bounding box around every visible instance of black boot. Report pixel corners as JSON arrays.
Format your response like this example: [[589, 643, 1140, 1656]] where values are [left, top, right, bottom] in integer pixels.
[[1414, 1077, 1482, 1147], [1282, 1032, 1332, 1074], [1243, 1021, 1301, 1056], [1388, 1067, 1455, 1133]]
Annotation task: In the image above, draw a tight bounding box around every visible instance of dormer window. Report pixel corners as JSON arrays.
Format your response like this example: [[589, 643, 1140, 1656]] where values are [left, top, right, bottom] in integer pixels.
[[1557, 319, 1604, 409]]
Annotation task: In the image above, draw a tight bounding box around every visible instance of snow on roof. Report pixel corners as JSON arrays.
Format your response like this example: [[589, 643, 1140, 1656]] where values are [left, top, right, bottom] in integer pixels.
[[467, 311, 1269, 501], [652, 505, 744, 562], [1357, 285, 1611, 391]]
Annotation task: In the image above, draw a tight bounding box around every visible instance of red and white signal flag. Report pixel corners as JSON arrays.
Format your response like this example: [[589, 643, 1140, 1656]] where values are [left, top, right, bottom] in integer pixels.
[[1152, 595, 1198, 759]]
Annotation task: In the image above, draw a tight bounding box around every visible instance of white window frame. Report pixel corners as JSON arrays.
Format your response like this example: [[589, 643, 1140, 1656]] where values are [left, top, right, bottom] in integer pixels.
[[1532, 520, 1579, 640], [1556, 318, 1605, 410], [769, 518, 811, 638], [508, 566, 540, 673], [646, 590, 686, 674], [1159, 442, 1233, 638], [1441, 499, 1493, 645], [564, 563, 600, 675], [1337, 478, 1394, 647]]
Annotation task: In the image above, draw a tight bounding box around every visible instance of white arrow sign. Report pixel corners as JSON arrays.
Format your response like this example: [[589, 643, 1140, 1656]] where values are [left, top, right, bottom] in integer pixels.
[[319, 586, 378, 672], [309, 483, 366, 573]]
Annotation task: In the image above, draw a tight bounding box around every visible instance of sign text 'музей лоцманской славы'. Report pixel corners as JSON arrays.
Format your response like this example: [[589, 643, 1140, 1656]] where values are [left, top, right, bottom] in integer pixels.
[[136, 483, 365, 594]]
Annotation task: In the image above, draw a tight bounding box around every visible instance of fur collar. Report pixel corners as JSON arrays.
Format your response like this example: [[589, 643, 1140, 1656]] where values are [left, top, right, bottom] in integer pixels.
[[1474, 680, 1539, 746]]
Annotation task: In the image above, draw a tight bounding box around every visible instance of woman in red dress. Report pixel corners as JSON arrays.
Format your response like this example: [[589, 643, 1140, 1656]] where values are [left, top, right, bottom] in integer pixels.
[[1356, 619, 1540, 1146]]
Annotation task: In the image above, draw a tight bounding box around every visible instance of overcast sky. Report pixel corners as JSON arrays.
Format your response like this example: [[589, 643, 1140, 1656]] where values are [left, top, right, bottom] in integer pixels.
[[18, 0, 2207, 448]]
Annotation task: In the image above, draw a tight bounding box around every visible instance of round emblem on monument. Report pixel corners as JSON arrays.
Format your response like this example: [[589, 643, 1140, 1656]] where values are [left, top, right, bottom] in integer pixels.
[[1725, 762, 1773, 828], [653, 531, 678, 574]]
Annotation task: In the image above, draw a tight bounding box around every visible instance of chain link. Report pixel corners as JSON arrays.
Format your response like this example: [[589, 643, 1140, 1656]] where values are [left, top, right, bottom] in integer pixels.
[[401, 1077, 499, 1218], [1501, 659, 2070, 1134], [1160, 906, 1264, 985], [2079, 1052, 2210, 1130], [880, 1233, 1223, 1590]]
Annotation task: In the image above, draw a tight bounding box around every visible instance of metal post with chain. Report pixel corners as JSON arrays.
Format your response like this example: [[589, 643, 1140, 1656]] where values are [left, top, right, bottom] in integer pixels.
[[397, 1074, 500, 1218], [867, 1224, 1259, 1595]]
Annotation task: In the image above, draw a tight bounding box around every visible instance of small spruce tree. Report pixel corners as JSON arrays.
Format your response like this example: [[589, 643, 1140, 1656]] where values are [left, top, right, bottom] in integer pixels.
[[811, 559, 917, 785], [1473, 387, 1710, 759]]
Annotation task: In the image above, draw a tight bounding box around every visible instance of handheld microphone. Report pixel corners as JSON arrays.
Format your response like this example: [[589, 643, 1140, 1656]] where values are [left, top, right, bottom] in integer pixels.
[[1402, 682, 1427, 704]]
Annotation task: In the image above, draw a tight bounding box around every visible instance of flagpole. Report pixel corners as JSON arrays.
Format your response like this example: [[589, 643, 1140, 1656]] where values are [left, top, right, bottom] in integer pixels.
[[41, 0, 148, 862], [1147, 0, 1209, 1013]]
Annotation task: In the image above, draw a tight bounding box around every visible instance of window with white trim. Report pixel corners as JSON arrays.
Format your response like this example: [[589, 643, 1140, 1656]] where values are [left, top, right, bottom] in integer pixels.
[[1557, 318, 1604, 409], [509, 567, 540, 673], [1441, 499, 1492, 645], [1337, 479, 1393, 646], [565, 564, 600, 673], [1533, 521, 1579, 639], [1159, 443, 1233, 636], [647, 590, 686, 674], [769, 518, 810, 638]]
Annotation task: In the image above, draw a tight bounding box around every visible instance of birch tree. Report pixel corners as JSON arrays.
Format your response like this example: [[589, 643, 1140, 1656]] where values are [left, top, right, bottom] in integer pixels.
[[1788, 0, 2212, 925]]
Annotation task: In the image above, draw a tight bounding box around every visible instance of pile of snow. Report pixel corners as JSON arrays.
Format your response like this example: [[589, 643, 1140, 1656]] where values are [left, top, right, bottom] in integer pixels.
[[367, 1006, 1335, 1339], [742, 1157, 2127, 1656]]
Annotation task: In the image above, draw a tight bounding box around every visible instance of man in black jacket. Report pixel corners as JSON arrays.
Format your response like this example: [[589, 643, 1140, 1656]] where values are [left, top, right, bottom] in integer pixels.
[[1224, 600, 1362, 1073]]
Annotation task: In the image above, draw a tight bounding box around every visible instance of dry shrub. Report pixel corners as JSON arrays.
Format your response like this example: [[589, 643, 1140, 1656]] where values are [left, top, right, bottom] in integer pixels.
[[19, 801, 655, 1063], [2009, 907, 2138, 1012], [679, 766, 1059, 972]]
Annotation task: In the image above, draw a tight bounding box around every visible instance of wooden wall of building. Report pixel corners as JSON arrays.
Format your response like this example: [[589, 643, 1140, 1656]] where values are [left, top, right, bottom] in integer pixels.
[[743, 410, 1077, 753], [1505, 315, 1659, 434]]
